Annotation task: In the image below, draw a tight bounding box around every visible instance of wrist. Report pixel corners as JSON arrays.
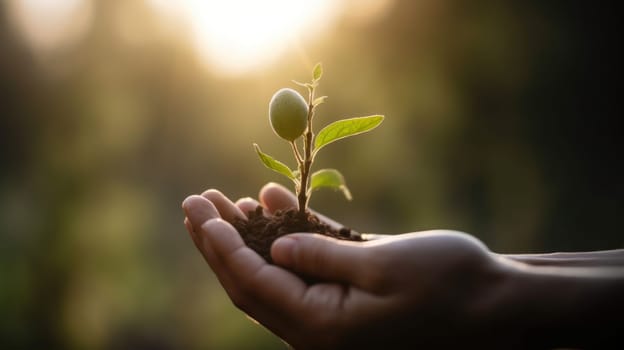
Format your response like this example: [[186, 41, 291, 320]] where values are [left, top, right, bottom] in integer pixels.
[[473, 258, 624, 348]]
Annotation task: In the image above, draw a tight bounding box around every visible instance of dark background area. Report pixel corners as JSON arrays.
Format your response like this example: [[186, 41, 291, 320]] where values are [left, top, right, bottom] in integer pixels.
[[1, 1, 621, 348]]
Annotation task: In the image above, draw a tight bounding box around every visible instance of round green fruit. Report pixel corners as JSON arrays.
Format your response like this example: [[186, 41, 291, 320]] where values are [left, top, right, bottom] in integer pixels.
[[269, 88, 308, 141]]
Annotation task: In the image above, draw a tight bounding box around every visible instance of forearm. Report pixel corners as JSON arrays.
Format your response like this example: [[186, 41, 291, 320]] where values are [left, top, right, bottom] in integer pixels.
[[501, 249, 624, 267], [481, 259, 624, 348]]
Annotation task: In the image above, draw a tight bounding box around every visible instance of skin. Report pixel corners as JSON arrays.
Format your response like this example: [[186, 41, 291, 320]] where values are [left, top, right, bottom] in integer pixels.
[[182, 183, 624, 349]]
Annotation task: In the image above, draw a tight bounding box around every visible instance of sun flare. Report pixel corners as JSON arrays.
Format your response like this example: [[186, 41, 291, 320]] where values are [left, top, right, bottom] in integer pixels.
[[8, 0, 393, 76], [149, 0, 337, 75]]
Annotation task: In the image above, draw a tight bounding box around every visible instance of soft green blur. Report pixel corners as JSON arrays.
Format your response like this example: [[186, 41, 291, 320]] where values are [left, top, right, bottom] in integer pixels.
[[1, 1, 621, 349]]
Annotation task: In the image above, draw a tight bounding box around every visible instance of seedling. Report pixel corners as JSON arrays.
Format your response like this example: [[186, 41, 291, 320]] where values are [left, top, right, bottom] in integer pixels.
[[254, 63, 384, 217], [235, 63, 385, 262]]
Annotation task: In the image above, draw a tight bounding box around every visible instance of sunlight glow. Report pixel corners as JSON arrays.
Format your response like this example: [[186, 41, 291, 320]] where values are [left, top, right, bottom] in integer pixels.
[[8, 0, 395, 76], [148, 0, 337, 75], [7, 0, 93, 53]]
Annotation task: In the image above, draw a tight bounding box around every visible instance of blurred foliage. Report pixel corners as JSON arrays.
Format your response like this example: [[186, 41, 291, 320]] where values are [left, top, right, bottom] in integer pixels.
[[1, 0, 621, 349]]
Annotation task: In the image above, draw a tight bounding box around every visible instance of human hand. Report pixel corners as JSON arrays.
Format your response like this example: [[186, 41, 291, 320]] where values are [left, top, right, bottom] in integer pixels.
[[182, 183, 505, 349]]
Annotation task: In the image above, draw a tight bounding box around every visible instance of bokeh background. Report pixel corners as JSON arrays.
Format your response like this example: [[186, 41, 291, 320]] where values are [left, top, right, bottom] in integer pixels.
[[1, 0, 621, 348]]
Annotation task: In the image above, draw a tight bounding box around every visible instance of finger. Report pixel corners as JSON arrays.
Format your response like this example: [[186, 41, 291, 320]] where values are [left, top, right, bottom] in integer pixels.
[[182, 196, 214, 250], [181, 195, 222, 264], [199, 218, 310, 334], [184, 214, 218, 264], [201, 189, 246, 223], [184, 217, 193, 234], [182, 196, 240, 303], [235, 197, 269, 218], [201, 219, 306, 306], [182, 195, 220, 231], [271, 233, 379, 291], [259, 182, 297, 213], [184, 217, 199, 247]]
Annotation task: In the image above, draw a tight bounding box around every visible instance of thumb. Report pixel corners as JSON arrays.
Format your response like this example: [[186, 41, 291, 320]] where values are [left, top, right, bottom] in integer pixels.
[[271, 233, 371, 288]]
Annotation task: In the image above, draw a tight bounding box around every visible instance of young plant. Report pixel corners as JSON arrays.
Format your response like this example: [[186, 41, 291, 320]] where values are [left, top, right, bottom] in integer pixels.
[[254, 63, 384, 217]]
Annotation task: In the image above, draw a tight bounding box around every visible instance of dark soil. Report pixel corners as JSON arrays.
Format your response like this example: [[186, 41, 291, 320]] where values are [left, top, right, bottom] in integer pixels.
[[233, 206, 362, 263]]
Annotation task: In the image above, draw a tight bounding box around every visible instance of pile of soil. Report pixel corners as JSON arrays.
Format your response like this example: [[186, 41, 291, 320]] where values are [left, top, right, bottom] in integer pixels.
[[233, 206, 362, 263]]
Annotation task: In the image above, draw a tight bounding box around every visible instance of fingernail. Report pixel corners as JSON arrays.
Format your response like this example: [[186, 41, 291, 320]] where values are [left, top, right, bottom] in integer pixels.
[[271, 237, 297, 265], [181, 196, 195, 211]]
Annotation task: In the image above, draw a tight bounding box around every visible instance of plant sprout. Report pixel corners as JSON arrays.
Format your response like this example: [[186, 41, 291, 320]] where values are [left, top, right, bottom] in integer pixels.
[[254, 63, 384, 217]]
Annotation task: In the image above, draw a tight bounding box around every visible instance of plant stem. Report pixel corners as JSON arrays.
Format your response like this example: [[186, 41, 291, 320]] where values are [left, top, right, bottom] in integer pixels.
[[290, 140, 304, 199], [290, 141, 303, 165], [297, 86, 316, 217]]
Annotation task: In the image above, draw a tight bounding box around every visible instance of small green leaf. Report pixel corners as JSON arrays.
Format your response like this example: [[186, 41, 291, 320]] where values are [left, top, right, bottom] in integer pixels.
[[313, 96, 328, 106], [314, 115, 384, 155], [312, 62, 323, 81], [291, 80, 313, 90], [254, 143, 295, 180], [310, 169, 352, 200]]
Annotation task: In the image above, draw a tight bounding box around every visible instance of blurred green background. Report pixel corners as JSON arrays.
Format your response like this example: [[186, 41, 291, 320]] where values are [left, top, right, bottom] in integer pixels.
[[1, 0, 621, 348]]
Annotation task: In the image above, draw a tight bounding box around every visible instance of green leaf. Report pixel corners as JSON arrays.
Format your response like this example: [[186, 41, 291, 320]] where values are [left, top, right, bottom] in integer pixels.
[[254, 143, 296, 180], [310, 169, 352, 200], [313, 115, 384, 155], [313, 96, 328, 106], [291, 80, 314, 90], [312, 62, 323, 81]]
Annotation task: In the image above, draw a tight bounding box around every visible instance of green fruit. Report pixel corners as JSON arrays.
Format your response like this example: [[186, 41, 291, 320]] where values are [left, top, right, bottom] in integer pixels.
[[269, 88, 308, 141]]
